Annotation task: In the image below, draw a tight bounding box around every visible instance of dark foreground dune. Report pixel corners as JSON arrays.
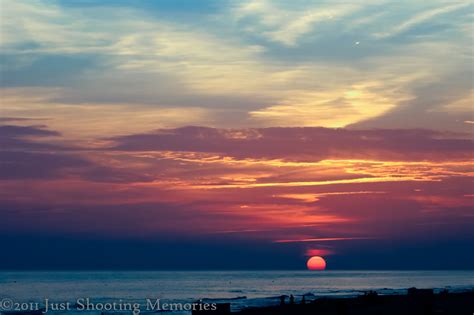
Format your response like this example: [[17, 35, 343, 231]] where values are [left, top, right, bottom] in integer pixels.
[[195, 289, 474, 315]]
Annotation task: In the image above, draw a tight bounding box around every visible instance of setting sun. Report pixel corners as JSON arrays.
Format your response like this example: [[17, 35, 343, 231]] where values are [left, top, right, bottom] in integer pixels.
[[307, 256, 327, 271]]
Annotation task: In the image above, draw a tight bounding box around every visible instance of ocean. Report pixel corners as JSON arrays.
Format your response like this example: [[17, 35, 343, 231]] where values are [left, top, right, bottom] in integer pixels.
[[0, 271, 473, 314]]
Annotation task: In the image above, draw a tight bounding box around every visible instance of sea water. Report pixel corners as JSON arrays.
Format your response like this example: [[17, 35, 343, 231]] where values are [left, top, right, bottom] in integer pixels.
[[0, 270, 473, 314]]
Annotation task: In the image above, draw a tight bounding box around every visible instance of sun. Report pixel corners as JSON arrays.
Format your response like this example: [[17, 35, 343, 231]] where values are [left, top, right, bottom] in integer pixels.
[[307, 256, 327, 271]]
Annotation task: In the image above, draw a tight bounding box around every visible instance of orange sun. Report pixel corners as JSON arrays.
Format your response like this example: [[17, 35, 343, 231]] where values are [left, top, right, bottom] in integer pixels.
[[307, 256, 327, 271]]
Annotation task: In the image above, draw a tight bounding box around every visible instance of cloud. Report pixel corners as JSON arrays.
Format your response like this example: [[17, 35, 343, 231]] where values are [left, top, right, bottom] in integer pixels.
[[0, 117, 47, 123], [373, 2, 472, 39], [249, 80, 405, 128], [0, 124, 88, 179], [0, 88, 215, 138], [349, 70, 474, 132], [0, 151, 89, 180], [111, 126, 473, 162], [0, 124, 153, 182], [0, 122, 472, 259], [275, 237, 374, 243], [234, 0, 362, 46], [0, 124, 59, 138], [1, 0, 471, 134], [0, 124, 63, 151]]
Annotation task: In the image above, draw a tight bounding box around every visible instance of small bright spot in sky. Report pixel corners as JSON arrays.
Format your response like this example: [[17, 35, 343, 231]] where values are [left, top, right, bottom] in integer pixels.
[[355, 41, 360, 45]]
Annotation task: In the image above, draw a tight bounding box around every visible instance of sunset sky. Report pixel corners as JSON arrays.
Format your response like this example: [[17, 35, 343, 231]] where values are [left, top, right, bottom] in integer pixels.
[[0, 0, 473, 269]]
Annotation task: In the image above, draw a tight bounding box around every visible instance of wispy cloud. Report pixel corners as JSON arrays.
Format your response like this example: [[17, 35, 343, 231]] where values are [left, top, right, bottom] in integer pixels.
[[373, 2, 472, 39], [2, 0, 472, 133], [234, 0, 361, 46], [274, 237, 375, 243]]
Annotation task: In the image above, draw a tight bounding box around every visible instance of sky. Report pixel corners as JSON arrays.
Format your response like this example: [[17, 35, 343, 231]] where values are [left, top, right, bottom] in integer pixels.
[[0, 0, 473, 270]]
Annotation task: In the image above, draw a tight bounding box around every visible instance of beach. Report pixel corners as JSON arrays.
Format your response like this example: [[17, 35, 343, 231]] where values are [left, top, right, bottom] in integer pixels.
[[233, 290, 474, 315]]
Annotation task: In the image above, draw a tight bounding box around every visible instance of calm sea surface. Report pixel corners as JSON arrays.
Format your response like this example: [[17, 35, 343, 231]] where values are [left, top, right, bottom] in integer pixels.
[[0, 271, 473, 314]]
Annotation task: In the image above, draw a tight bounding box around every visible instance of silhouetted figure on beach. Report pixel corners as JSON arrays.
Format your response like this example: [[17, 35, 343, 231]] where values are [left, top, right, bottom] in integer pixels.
[[289, 294, 295, 305], [279, 295, 285, 306], [301, 295, 306, 304]]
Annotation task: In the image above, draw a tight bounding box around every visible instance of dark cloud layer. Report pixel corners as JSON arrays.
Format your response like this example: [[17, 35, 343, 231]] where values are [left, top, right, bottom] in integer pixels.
[[0, 125, 65, 152], [112, 126, 473, 161], [0, 151, 89, 179], [0, 125, 59, 137]]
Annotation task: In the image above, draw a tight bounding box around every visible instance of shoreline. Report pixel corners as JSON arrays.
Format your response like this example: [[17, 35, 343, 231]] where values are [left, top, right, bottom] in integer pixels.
[[195, 289, 474, 315]]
